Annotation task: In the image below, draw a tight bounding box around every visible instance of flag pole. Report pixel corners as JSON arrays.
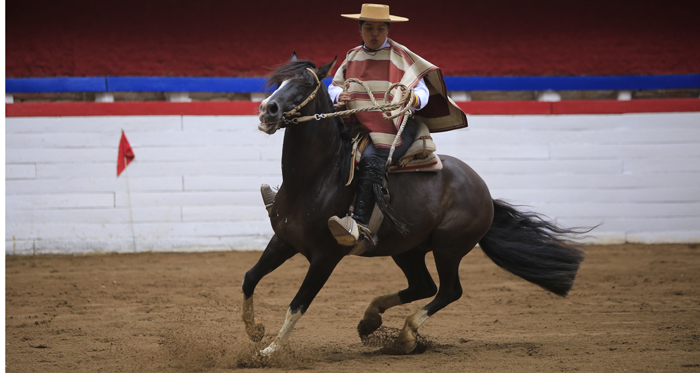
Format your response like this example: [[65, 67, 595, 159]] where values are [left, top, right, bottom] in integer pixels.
[[124, 167, 138, 253], [118, 129, 138, 252]]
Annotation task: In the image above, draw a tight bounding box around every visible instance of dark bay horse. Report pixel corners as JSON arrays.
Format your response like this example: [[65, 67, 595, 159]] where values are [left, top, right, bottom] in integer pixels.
[[243, 53, 586, 355]]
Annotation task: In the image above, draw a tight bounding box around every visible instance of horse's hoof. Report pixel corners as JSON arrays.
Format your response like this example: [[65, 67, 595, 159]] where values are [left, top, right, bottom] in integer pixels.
[[382, 329, 418, 355], [357, 314, 383, 338], [258, 340, 280, 356], [381, 339, 417, 355], [245, 318, 265, 342]]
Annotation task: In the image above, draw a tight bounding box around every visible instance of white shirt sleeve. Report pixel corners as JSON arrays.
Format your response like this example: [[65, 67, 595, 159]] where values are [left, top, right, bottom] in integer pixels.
[[328, 83, 343, 104], [330, 79, 429, 108], [413, 78, 429, 111]]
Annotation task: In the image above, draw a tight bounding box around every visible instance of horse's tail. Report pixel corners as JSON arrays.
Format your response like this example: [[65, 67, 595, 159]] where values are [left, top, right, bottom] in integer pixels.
[[478, 199, 588, 297]]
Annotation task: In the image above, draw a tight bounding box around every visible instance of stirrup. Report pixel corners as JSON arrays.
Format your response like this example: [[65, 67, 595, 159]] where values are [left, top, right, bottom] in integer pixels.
[[261, 184, 276, 217], [327, 216, 375, 247]]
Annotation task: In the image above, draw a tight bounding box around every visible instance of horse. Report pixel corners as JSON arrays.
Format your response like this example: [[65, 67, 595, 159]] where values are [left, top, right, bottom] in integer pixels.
[[243, 53, 587, 356]]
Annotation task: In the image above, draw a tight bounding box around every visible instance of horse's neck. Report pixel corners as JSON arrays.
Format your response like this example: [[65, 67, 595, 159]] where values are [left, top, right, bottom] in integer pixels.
[[281, 92, 346, 194]]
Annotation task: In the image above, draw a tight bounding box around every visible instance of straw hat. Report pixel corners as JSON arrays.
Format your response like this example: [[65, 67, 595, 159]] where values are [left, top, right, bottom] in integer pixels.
[[341, 4, 408, 22]]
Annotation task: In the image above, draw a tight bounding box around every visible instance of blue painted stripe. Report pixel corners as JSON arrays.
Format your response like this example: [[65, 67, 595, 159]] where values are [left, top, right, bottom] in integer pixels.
[[6, 77, 107, 93], [105, 77, 335, 93], [107, 76, 271, 93], [442, 74, 700, 91], [6, 74, 700, 93]]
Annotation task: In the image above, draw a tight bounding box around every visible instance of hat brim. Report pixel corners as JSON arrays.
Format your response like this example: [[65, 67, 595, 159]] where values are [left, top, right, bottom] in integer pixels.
[[341, 13, 409, 22]]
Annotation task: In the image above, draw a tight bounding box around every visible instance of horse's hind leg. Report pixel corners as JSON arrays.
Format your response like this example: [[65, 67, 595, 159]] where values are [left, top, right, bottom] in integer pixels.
[[358, 248, 437, 338], [242, 235, 296, 342], [392, 248, 466, 354]]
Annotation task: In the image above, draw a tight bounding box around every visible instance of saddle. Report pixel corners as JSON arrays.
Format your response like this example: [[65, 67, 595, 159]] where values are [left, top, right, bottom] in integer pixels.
[[346, 121, 442, 186], [345, 121, 442, 256]]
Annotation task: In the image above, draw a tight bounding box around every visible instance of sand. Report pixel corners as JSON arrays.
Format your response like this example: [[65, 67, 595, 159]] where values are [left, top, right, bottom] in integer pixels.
[[5, 244, 700, 372]]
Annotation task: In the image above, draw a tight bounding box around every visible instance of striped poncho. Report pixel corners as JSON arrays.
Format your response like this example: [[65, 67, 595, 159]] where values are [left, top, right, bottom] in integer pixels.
[[331, 38, 467, 135]]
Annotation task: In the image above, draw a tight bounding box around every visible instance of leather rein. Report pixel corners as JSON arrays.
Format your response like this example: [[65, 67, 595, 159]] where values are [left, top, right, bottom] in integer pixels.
[[274, 67, 417, 168]]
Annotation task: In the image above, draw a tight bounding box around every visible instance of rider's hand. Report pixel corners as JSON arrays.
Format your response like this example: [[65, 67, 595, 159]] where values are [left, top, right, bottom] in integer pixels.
[[338, 93, 352, 103]]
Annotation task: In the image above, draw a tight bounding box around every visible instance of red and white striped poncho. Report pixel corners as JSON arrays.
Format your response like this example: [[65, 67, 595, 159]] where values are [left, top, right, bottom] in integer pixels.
[[331, 38, 467, 135]]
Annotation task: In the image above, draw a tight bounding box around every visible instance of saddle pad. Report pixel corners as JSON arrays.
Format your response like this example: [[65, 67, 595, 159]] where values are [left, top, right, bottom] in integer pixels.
[[349, 120, 441, 181], [388, 152, 442, 173]]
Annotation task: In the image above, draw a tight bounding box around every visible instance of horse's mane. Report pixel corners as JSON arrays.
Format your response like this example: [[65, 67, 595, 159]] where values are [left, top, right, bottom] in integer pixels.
[[266, 59, 354, 186], [265, 60, 317, 89]]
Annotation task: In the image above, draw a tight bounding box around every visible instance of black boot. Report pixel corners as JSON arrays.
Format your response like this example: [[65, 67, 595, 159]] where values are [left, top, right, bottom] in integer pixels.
[[351, 155, 386, 227], [327, 155, 385, 246]]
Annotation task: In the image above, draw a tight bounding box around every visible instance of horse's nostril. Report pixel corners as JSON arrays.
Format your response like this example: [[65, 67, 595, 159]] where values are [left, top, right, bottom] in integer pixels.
[[268, 102, 279, 116]]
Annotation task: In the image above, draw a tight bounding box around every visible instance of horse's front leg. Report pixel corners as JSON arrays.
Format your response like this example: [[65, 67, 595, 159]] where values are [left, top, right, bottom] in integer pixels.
[[242, 235, 296, 342], [260, 252, 344, 355]]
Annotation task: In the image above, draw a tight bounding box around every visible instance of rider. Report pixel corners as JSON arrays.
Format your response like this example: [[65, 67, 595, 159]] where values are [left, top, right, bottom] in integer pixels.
[[326, 4, 468, 247]]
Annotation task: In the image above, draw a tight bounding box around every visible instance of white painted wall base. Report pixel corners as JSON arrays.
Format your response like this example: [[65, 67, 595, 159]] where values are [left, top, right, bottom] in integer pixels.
[[448, 91, 471, 101], [6, 112, 700, 254], [95, 92, 115, 103], [537, 90, 561, 102], [617, 90, 632, 101], [165, 92, 191, 102]]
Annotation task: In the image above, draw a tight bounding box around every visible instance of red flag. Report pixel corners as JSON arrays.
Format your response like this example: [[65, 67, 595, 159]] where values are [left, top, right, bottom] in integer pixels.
[[117, 131, 135, 176]]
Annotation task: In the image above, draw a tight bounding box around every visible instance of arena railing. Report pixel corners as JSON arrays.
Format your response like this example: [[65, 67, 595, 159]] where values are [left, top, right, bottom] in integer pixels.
[[5, 74, 700, 116]]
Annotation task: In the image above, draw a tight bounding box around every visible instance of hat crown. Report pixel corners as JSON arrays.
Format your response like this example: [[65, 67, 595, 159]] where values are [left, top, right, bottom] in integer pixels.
[[360, 4, 391, 20]]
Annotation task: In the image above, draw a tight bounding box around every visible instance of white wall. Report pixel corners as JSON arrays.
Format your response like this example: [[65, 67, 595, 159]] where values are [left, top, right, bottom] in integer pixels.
[[6, 112, 700, 254]]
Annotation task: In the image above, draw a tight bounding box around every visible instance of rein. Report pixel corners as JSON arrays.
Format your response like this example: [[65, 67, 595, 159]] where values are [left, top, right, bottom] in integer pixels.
[[281, 69, 417, 167], [283, 73, 416, 125]]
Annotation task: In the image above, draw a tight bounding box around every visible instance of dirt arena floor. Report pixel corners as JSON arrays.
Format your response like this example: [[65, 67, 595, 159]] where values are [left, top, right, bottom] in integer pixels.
[[5, 244, 700, 372]]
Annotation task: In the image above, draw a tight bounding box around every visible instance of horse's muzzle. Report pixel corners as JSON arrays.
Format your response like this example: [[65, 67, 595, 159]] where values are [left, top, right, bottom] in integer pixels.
[[258, 98, 283, 134], [258, 120, 281, 135]]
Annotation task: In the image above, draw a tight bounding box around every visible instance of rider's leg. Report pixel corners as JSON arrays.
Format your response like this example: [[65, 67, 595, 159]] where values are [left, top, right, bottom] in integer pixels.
[[354, 117, 419, 227], [352, 154, 383, 225], [328, 119, 417, 246]]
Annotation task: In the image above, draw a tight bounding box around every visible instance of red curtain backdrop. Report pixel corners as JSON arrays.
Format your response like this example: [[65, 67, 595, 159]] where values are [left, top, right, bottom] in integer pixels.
[[6, 0, 700, 78]]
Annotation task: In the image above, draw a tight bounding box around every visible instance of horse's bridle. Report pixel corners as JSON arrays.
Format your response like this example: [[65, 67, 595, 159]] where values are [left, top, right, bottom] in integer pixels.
[[281, 68, 322, 126]]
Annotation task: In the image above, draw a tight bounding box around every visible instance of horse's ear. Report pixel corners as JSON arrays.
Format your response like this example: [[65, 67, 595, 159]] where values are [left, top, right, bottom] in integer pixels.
[[290, 51, 298, 62], [316, 56, 337, 80]]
